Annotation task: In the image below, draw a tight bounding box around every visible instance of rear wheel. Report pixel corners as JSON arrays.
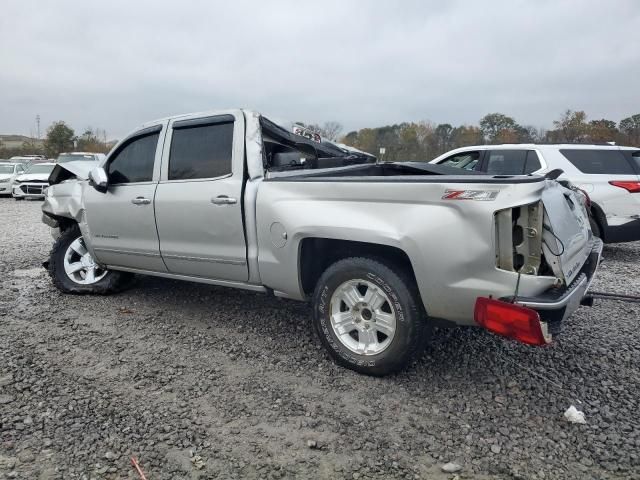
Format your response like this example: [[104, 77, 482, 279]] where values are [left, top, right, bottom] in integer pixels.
[[312, 257, 429, 376], [48, 224, 134, 294]]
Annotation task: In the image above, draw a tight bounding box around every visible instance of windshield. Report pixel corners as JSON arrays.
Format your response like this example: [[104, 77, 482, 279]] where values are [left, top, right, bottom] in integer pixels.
[[25, 164, 54, 175], [57, 153, 96, 163], [0, 165, 15, 174]]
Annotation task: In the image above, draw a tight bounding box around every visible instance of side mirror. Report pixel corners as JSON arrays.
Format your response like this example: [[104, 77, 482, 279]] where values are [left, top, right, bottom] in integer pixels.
[[88, 167, 108, 193]]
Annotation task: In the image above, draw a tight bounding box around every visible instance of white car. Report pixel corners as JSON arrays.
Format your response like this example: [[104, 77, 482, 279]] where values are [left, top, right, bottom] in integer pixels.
[[56, 152, 106, 164], [430, 144, 640, 243], [12, 162, 56, 200], [0, 162, 27, 196]]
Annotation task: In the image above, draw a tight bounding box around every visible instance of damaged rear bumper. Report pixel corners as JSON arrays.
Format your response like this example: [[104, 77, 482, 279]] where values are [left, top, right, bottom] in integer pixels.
[[504, 237, 603, 323]]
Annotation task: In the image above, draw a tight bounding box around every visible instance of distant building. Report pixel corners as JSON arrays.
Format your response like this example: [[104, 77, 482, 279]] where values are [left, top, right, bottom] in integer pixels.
[[0, 134, 45, 150]]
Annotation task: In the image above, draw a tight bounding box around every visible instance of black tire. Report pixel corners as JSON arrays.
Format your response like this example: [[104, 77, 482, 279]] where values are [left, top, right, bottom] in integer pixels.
[[589, 216, 602, 239], [48, 224, 134, 294], [312, 257, 429, 376]]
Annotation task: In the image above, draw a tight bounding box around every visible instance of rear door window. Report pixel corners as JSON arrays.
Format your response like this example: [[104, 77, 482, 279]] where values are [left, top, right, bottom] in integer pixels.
[[560, 149, 635, 175], [169, 119, 234, 180], [438, 151, 482, 171], [485, 150, 527, 175]]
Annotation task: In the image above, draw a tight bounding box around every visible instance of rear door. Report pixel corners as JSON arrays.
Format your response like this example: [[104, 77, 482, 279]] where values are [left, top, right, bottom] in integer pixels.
[[84, 124, 167, 271], [560, 149, 640, 228], [154, 111, 248, 281]]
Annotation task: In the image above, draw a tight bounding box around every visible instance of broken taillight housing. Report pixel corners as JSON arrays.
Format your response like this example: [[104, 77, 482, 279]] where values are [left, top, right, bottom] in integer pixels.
[[474, 297, 551, 346], [609, 181, 640, 193]]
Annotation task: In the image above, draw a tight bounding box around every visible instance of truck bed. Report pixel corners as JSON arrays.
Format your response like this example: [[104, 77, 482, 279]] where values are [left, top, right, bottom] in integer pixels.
[[266, 161, 546, 183]]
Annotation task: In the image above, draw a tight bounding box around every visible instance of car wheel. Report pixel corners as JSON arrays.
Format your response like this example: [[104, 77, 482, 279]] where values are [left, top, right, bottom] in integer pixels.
[[312, 257, 429, 376], [48, 224, 134, 294], [589, 216, 602, 239]]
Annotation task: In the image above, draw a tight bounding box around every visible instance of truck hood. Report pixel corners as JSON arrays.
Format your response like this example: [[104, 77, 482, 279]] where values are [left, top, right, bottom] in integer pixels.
[[49, 160, 96, 185]]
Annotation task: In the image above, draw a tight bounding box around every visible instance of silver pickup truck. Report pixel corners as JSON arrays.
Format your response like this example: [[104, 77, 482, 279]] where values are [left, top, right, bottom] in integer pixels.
[[42, 109, 603, 375]]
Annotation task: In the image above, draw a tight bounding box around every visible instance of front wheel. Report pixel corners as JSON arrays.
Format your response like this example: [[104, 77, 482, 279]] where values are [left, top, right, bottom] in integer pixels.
[[312, 257, 429, 376], [48, 224, 133, 294]]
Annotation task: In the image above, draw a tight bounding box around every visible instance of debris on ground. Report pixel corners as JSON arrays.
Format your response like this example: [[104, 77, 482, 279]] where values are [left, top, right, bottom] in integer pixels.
[[441, 462, 462, 473], [564, 405, 587, 424]]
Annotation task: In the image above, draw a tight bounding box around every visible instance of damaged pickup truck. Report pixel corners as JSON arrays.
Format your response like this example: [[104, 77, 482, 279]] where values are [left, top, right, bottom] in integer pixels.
[[42, 109, 603, 375]]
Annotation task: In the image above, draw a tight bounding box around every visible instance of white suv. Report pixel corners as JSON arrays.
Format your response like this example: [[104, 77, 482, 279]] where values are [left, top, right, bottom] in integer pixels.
[[430, 144, 640, 243]]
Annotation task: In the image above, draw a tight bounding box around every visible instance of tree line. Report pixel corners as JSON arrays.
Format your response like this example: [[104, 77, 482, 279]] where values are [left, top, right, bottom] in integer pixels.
[[3, 111, 640, 162], [305, 111, 640, 162], [0, 121, 113, 159]]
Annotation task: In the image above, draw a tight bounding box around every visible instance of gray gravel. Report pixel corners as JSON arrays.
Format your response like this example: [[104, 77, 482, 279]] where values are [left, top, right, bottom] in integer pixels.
[[1, 197, 639, 480]]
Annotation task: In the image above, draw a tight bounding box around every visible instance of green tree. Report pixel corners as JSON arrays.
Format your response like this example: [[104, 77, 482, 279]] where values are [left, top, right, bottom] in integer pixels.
[[45, 121, 75, 158], [552, 110, 589, 143], [479, 113, 518, 143], [588, 119, 618, 143], [451, 125, 483, 148], [619, 114, 640, 146], [434, 123, 453, 154], [76, 127, 110, 153]]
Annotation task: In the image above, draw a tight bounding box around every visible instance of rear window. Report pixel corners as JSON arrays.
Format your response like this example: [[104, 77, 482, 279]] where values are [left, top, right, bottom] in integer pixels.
[[560, 149, 635, 174]]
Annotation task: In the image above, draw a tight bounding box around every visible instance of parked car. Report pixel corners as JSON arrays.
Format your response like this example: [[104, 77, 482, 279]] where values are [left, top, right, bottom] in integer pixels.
[[41, 109, 601, 375], [56, 152, 106, 164], [430, 144, 640, 243], [0, 162, 27, 196], [12, 162, 55, 200], [9, 155, 47, 165]]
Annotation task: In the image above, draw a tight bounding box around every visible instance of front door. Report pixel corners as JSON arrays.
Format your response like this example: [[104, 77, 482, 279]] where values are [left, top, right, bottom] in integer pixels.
[[154, 111, 248, 282], [84, 125, 167, 272]]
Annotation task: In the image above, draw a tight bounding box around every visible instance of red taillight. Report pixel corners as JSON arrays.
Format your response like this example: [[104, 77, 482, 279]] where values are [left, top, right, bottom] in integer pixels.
[[474, 297, 551, 346], [609, 181, 640, 193]]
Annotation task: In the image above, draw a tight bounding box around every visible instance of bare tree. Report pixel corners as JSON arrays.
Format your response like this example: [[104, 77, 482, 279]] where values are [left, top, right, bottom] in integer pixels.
[[321, 121, 343, 141]]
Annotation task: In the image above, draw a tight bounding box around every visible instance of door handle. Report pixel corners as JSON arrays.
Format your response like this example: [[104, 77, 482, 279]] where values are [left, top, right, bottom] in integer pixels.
[[131, 197, 151, 205], [211, 195, 237, 205]]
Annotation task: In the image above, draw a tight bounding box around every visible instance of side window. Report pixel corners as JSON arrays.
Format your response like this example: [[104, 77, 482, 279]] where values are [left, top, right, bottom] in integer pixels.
[[624, 150, 640, 173], [524, 151, 542, 174], [169, 121, 234, 180], [439, 151, 481, 171], [485, 150, 527, 175], [560, 149, 634, 175], [107, 132, 159, 184]]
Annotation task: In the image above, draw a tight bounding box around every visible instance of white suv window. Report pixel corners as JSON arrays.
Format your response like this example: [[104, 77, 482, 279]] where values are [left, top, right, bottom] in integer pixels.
[[560, 149, 635, 175], [485, 150, 541, 175], [439, 151, 481, 170]]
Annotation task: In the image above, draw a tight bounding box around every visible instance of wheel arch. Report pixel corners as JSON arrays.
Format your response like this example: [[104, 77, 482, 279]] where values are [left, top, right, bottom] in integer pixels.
[[298, 237, 420, 298]]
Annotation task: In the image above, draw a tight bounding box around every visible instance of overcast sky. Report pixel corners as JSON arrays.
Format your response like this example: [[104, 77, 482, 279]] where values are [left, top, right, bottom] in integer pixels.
[[1, 0, 639, 139]]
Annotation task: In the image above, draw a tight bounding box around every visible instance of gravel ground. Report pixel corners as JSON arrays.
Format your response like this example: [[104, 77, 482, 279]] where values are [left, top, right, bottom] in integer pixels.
[[1, 197, 639, 480]]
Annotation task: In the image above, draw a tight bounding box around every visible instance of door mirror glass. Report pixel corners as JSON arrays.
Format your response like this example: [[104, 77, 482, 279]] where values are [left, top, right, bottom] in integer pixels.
[[88, 167, 108, 193]]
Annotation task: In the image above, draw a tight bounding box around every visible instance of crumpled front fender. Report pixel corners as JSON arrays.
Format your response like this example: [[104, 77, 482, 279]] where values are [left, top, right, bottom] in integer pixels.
[[42, 180, 86, 224]]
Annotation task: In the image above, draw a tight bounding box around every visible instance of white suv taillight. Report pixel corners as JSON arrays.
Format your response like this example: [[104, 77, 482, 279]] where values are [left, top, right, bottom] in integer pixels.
[[609, 181, 640, 193]]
